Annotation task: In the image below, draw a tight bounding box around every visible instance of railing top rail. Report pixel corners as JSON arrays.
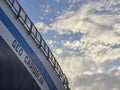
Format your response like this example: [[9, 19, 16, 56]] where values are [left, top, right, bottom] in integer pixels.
[[4, 0, 70, 90]]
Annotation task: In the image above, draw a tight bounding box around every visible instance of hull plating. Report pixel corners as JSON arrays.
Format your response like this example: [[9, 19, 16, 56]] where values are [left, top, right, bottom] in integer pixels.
[[0, 36, 41, 90]]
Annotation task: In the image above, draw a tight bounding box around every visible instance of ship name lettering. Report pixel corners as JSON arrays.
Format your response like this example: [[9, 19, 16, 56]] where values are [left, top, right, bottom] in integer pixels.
[[24, 56, 44, 85], [12, 40, 23, 56]]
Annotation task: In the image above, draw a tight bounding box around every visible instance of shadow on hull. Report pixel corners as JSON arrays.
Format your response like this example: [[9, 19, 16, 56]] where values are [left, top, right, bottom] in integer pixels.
[[0, 36, 41, 90]]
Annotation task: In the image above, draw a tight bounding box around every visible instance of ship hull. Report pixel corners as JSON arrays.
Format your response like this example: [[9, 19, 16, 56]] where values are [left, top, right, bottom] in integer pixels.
[[0, 7, 50, 90], [0, 0, 70, 90], [0, 36, 41, 90]]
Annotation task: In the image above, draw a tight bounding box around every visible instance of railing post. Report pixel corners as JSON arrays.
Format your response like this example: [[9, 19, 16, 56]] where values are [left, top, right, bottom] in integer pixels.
[[11, 0, 15, 6], [28, 22, 32, 34], [47, 48, 50, 60], [16, 6, 21, 19], [38, 36, 42, 48], [44, 42, 46, 51], [52, 57, 56, 70], [24, 14, 27, 23]]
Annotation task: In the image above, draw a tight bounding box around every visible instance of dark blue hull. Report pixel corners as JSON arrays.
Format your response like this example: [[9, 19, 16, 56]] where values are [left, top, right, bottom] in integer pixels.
[[0, 36, 41, 90]]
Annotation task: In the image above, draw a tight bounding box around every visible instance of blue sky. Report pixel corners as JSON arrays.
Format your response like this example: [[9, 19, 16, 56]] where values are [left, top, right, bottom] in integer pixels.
[[19, 0, 120, 90]]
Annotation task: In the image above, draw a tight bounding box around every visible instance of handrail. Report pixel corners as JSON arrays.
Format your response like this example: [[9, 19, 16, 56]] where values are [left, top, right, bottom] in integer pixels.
[[4, 0, 70, 90]]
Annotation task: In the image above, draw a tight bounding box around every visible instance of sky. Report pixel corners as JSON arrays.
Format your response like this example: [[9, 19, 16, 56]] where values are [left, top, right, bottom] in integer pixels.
[[19, 0, 120, 90]]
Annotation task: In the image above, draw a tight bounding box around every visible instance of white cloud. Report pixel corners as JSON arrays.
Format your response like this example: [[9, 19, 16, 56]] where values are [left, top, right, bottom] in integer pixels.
[[44, 4, 51, 14], [50, 0, 120, 62], [48, 0, 120, 90], [32, 0, 120, 90], [55, 48, 63, 55], [50, 0, 120, 34], [47, 40, 56, 45], [63, 40, 80, 50], [114, 23, 120, 32], [35, 22, 49, 32], [57, 53, 120, 90], [73, 73, 120, 90], [68, 0, 80, 3]]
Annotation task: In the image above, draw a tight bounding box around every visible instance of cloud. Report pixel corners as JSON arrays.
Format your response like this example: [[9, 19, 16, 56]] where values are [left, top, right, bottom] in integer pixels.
[[50, 0, 120, 34], [55, 48, 63, 55], [43, 4, 51, 15], [68, 0, 81, 3], [63, 40, 80, 50], [57, 54, 120, 90], [47, 40, 56, 45], [47, 0, 120, 90], [32, 0, 120, 90], [49, 0, 120, 62], [35, 22, 49, 32], [73, 73, 120, 90]]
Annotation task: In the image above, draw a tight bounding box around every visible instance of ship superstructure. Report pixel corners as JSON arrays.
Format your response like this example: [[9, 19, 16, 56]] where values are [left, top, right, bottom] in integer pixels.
[[0, 0, 70, 90]]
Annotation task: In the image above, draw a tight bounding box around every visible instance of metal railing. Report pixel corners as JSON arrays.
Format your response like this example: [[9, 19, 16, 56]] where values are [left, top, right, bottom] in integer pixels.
[[4, 0, 70, 90]]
